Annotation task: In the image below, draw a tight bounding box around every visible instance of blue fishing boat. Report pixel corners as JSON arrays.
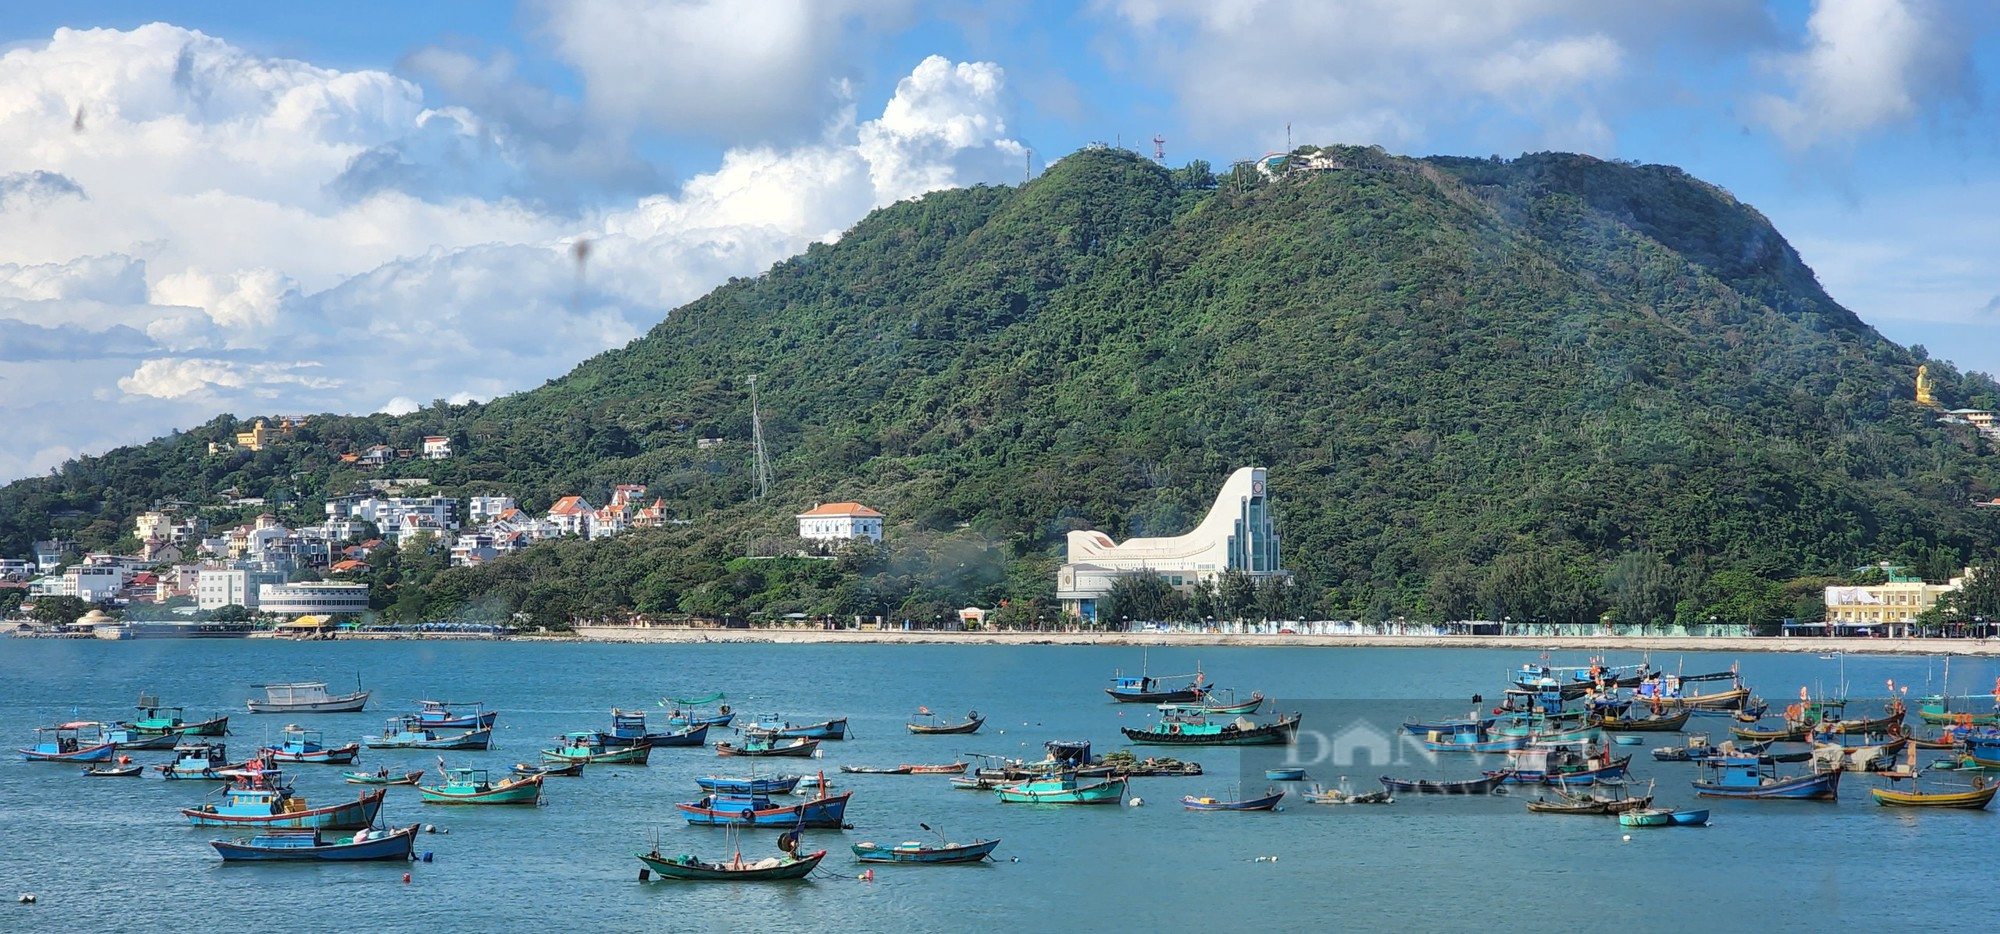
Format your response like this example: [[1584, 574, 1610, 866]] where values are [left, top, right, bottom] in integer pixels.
[[182, 764, 386, 829], [1106, 665, 1211, 704], [741, 716, 848, 741], [1692, 756, 1842, 800], [676, 778, 851, 828], [363, 716, 492, 750], [1419, 722, 1528, 754], [661, 693, 734, 728], [596, 709, 708, 747], [1265, 768, 1307, 781], [1669, 809, 1711, 825], [1183, 788, 1285, 811], [155, 741, 246, 780], [262, 726, 361, 765], [852, 835, 1000, 863], [19, 722, 118, 762], [211, 823, 420, 861], [542, 731, 652, 765], [695, 774, 803, 795], [1121, 711, 1301, 746], [995, 773, 1127, 804], [1485, 748, 1631, 785], [1402, 715, 1499, 735], [410, 699, 497, 729]]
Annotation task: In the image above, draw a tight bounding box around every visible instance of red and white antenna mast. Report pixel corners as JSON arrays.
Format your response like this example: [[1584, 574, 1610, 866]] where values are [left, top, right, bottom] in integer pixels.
[[1152, 134, 1166, 162]]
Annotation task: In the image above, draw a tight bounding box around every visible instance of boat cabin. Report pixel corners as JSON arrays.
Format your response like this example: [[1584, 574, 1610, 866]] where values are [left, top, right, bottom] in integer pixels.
[[27, 722, 108, 754]]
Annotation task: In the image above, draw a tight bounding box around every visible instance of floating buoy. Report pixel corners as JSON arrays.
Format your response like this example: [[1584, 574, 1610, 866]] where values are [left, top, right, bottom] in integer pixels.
[[1255, 856, 1279, 862], [18, 894, 35, 904], [1621, 835, 1631, 842], [424, 824, 437, 833], [402, 872, 412, 883], [638, 868, 651, 881], [1128, 797, 1144, 807], [858, 870, 874, 882], [421, 852, 433, 862]]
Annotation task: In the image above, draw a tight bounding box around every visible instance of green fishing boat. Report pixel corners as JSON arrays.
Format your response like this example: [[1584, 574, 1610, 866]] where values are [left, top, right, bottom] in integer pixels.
[[540, 731, 652, 765], [417, 766, 544, 805], [122, 694, 229, 737], [994, 773, 1127, 804]]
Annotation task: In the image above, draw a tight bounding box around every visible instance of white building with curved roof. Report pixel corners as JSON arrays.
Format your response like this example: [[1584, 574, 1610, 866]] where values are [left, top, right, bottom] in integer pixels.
[[1056, 466, 1284, 624]]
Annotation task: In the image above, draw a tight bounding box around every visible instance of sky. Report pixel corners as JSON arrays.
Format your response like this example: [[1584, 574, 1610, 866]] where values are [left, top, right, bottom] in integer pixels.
[[0, 0, 1996, 483]]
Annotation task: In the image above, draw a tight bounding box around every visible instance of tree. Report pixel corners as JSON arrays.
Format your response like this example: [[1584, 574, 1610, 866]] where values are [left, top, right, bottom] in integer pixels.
[[209, 603, 252, 622], [30, 595, 91, 626], [1170, 159, 1216, 189]]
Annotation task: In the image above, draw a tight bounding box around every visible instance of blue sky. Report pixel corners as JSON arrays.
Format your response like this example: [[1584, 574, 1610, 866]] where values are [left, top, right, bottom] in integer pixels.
[[0, 1, 1996, 482]]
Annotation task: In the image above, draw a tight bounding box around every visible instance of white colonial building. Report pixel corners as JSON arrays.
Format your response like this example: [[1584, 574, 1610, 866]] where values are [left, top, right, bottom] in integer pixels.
[[196, 567, 288, 610], [1056, 466, 1285, 625], [796, 502, 884, 543]]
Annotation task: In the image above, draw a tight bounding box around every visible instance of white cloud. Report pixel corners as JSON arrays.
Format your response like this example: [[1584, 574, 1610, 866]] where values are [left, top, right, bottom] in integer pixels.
[[537, 0, 918, 143], [1751, 0, 1972, 149], [0, 23, 1024, 483]]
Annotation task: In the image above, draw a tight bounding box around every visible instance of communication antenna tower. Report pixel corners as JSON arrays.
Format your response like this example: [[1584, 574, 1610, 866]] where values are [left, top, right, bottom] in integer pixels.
[[1152, 134, 1165, 162], [748, 374, 772, 500]]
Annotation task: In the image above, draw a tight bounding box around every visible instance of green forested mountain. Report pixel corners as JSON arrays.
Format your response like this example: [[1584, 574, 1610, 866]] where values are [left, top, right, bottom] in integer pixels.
[[8, 145, 2000, 627]]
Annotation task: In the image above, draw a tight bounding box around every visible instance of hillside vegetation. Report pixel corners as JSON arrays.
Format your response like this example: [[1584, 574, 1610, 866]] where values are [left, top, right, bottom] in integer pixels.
[[8, 145, 2000, 629]]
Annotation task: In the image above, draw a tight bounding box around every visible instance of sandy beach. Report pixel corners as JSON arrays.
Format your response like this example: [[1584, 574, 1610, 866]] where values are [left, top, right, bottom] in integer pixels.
[[568, 625, 2000, 656]]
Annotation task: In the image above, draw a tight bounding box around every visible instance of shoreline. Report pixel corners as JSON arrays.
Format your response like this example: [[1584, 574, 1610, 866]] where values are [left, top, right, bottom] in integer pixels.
[[562, 626, 2000, 656]]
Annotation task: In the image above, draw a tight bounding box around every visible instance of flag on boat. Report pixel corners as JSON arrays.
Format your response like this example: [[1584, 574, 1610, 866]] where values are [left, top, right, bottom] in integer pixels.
[[919, 706, 931, 716]]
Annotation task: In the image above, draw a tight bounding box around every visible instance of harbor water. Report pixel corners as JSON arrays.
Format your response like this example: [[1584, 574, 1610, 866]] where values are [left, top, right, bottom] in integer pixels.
[[1, 640, 1992, 933]]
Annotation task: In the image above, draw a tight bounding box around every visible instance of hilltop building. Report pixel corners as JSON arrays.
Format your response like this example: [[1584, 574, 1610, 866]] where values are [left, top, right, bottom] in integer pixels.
[[796, 502, 884, 543], [1057, 466, 1284, 624], [1824, 568, 1967, 636]]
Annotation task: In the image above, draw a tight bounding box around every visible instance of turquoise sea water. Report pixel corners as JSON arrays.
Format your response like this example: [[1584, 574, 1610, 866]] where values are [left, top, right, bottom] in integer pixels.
[[0, 640, 1993, 934]]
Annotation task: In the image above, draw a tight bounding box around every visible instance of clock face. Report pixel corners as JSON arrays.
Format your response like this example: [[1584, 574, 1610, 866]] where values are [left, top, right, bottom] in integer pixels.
[[1251, 479, 1266, 496]]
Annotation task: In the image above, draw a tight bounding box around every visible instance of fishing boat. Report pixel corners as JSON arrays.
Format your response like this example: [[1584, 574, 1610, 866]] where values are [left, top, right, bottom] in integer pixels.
[[210, 822, 421, 861], [410, 699, 497, 729], [661, 692, 734, 728], [1402, 714, 1500, 735], [908, 709, 984, 735], [1105, 660, 1210, 704], [156, 742, 246, 780], [741, 716, 849, 741], [1593, 708, 1691, 732], [1379, 772, 1512, 795], [1618, 808, 1676, 827], [1266, 767, 1307, 781], [1692, 756, 1842, 800], [995, 773, 1127, 804], [1524, 778, 1654, 815], [342, 767, 423, 785], [182, 765, 385, 829], [247, 679, 370, 714], [19, 723, 118, 762], [696, 774, 802, 795], [1120, 711, 1301, 746], [363, 716, 492, 751], [1869, 744, 1997, 808], [1420, 722, 1528, 754], [905, 762, 969, 775], [677, 776, 851, 828], [839, 765, 912, 775], [638, 829, 824, 882], [121, 695, 230, 737], [1182, 788, 1285, 811], [107, 729, 182, 751], [1809, 730, 1907, 772], [853, 825, 1000, 863], [1300, 786, 1393, 805], [949, 774, 1007, 791], [1817, 698, 1908, 735], [1159, 690, 1267, 717], [597, 708, 707, 748], [541, 732, 652, 765], [82, 759, 144, 777], [1632, 681, 1753, 711], [512, 761, 585, 778], [715, 737, 819, 758], [1488, 749, 1630, 786], [1651, 734, 1724, 762], [1916, 661, 1997, 725], [261, 726, 361, 765], [419, 766, 544, 805]]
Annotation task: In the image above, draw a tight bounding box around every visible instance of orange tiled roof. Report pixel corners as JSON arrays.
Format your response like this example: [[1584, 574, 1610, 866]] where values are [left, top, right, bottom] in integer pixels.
[[796, 502, 883, 518]]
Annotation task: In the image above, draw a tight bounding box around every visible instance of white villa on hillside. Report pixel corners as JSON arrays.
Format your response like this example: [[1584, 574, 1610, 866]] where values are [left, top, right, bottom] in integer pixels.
[[796, 502, 884, 543], [1056, 466, 1285, 624]]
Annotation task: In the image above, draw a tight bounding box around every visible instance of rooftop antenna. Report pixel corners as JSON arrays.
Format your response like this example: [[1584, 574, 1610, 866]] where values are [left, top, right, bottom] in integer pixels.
[[748, 375, 772, 501], [1025, 148, 1032, 182], [1152, 134, 1165, 162]]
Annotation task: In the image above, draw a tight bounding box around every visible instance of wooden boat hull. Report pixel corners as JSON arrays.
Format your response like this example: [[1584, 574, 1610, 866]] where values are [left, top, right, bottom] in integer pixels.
[[839, 766, 911, 775], [1594, 709, 1692, 732], [541, 744, 652, 765], [906, 762, 968, 774], [1301, 788, 1393, 804], [418, 773, 544, 804], [1870, 784, 1997, 808], [82, 765, 144, 777], [1121, 713, 1301, 747], [637, 849, 824, 881], [852, 839, 999, 863], [19, 742, 118, 762], [1488, 756, 1631, 786], [1403, 716, 1499, 735], [212, 823, 420, 861], [412, 709, 498, 730], [1381, 772, 1512, 794], [694, 774, 800, 794], [515, 761, 586, 777], [365, 728, 492, 750], [1731, 722, 1813, 742], [1619, 809, 1675, 827], [342, 770, 423, 785], [247, 692, 370, 714], [184, 789, 386, 829], [995, 776, 1127, 804], [1265, 768, 1308, 781], [1669, 809, 1710, 825], [128, 715, 230, 737], [264, 743, 361, 765], [908, 717, 984, 735], [111, 733, 183, 750], [1183, 791, 1284, 811], [677, 791, 851, 827], [1641, 687, 1752, 710], [715, 739, 819, 758], [1421, 733, 1527, 753], [1694, 769, 1842, 800]]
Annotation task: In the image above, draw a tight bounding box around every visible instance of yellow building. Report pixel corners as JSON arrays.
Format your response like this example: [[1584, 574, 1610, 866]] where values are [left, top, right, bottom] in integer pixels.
[[1824, 569, 1965, 636]]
